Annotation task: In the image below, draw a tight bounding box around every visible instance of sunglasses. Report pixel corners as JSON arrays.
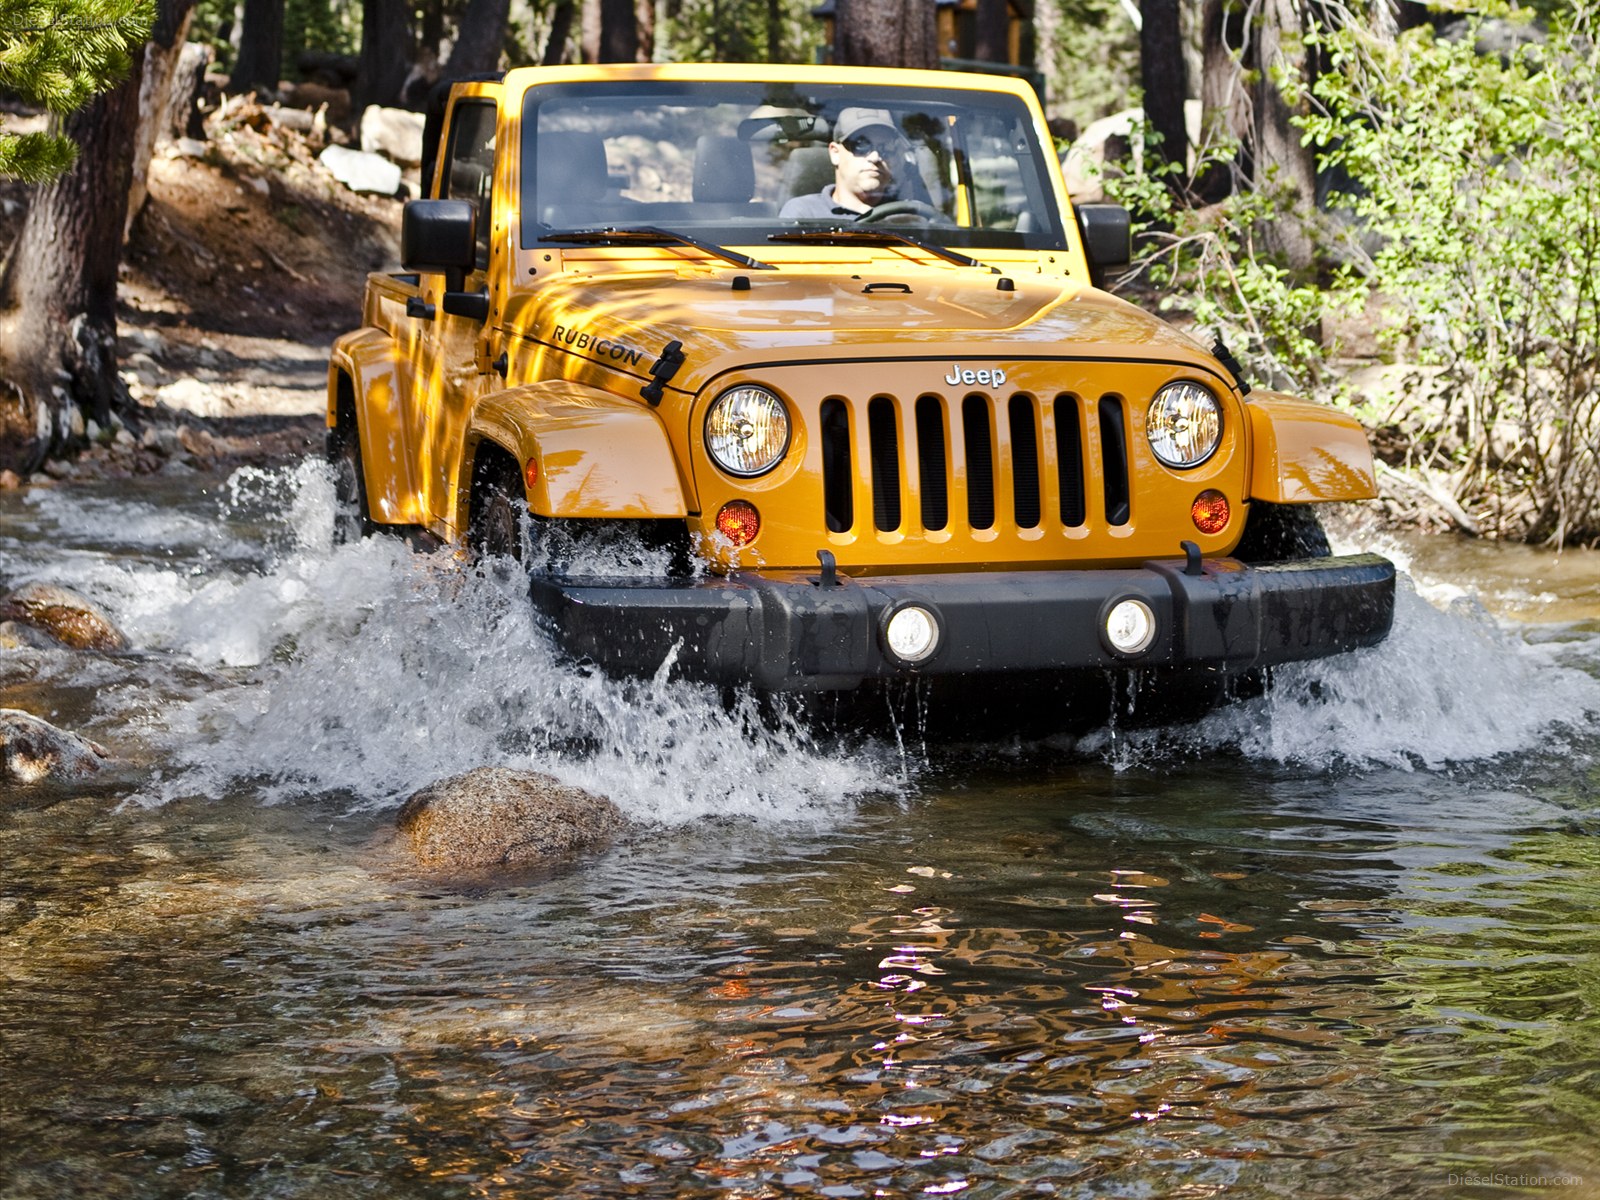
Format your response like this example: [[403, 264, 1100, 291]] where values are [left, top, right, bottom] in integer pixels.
[[840, 133, 906, 159]]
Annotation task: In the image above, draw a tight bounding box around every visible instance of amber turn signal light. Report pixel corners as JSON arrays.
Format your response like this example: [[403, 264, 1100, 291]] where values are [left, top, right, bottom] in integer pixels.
[[1191, 489, 1230, 534], [716, 500, 760, 546], [524, 458, 540, 490]]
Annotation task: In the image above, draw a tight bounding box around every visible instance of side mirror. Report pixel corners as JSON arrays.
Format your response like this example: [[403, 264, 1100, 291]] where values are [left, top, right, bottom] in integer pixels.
[[401, 199, 477, 280], [1075, 203, 1131, 283]]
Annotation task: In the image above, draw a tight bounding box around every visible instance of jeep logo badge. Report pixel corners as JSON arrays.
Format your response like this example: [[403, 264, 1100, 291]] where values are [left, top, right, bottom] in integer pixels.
[[944, 364, 1008, 388]]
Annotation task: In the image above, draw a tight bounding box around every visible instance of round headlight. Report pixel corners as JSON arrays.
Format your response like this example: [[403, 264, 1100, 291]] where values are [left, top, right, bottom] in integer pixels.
[[1147, 381, 1222, 469], [705, 385, 791, 477]]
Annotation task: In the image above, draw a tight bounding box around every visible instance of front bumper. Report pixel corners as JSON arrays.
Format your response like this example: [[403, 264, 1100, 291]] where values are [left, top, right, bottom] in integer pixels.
[[529, 553, 1396, 692]]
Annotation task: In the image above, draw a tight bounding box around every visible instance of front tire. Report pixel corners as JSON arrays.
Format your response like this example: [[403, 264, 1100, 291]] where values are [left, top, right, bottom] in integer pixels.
[[328, 425, 373, 544], [469, 457, 530, 563]]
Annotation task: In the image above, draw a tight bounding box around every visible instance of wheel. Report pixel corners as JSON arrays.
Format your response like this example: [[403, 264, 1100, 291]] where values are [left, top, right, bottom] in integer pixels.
[[469, 458, 530, 563], [1233, 501, 1331, 563], [858, 199, 947, 225], [327, 425, 373, 544]]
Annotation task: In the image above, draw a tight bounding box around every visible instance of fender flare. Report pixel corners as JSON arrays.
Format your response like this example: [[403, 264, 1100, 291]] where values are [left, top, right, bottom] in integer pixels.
[[327, 328, 424, 525], [1245, 390, 1378, 504], [461, 380, 689, 532]]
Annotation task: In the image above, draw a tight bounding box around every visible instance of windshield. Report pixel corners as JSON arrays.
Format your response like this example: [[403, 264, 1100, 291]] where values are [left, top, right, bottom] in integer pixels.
[[519, 80, 1068, 255]]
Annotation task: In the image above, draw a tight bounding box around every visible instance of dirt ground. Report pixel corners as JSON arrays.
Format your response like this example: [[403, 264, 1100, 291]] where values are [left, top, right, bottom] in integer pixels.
[[0, 97, 404, 484]]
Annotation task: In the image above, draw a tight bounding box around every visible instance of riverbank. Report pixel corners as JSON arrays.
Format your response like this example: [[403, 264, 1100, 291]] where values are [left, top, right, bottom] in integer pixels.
[[0, 99, 402, 491]]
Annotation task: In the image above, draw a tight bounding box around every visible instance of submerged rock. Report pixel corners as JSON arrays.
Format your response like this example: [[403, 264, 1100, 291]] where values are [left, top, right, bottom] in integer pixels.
[[397, 766, 628, 871], [0, 709, 111, 785], [0, 582, 129, 651]]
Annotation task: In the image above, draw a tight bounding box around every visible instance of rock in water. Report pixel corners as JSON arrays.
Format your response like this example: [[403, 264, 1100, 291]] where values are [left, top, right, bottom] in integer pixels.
[[0, 709, 111, 785], [0, 583, 129, 651], [397, 767, 628, 870]]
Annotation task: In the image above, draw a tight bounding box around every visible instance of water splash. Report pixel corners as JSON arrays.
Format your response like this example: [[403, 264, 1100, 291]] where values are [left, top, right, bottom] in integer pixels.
[[1088, 544, 1600, 772], [83, 462, 900, 821], [10, 466, 1600, 798]]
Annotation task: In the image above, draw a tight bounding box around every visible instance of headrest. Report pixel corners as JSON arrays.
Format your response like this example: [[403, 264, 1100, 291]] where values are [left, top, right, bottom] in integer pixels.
[[535, 131, 609, 203], [693, 135, 755, 203]]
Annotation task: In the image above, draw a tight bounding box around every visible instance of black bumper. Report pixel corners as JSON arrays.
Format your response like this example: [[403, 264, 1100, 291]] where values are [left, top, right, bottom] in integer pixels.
[[529, 553, 1396, 692]]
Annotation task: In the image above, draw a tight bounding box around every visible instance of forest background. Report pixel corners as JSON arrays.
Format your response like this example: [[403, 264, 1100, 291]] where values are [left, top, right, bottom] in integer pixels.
[[0, 0, 1596, 546]]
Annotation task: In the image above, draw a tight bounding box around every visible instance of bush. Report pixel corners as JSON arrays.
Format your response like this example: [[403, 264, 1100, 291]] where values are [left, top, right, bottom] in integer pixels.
[[1112, 7, 1600, 546], [1303, 10, 1600, 547]]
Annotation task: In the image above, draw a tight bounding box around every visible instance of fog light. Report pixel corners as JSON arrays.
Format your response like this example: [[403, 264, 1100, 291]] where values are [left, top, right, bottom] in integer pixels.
[[884, 605, 940, 664], [1105, 598, 1156, 656], [1191, 489, 1230, 535], [715, 500, 760, 546]]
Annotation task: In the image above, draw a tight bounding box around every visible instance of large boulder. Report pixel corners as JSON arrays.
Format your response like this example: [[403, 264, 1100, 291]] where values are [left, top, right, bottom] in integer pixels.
[[359, 105, 426, 168], [318, 144, 403, 196], [397, 767, 629, 871], [1, 709, 110, 785], [0, 583, 129, 651]]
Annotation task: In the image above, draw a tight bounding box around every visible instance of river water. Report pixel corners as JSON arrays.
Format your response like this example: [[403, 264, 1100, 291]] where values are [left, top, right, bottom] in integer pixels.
[[2, 463, 1598, 1199]]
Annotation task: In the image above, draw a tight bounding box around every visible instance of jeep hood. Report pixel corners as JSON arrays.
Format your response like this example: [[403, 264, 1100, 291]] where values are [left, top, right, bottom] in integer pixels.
[[506, 267, 1223, 393]]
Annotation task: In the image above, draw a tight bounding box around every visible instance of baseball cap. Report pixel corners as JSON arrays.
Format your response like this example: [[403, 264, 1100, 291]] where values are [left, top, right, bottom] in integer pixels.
[[832, 107, 901, 144]]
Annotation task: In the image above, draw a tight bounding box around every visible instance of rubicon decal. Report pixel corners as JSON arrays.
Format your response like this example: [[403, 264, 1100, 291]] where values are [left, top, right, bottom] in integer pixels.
[[944, 364, 1008, 388], [552, 324, 646, 367]]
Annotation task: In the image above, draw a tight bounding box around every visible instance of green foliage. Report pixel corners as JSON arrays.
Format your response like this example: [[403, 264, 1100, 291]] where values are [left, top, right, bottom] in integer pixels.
[[1108, 135, 1359, 397], [0, 0, 154, 180], [1111, 5, 1600, 545], [188, 0, 359, 77], [1303, 10, 1600, 545], [1045, 0, 1138, 133], [657, 0, 819, 64]]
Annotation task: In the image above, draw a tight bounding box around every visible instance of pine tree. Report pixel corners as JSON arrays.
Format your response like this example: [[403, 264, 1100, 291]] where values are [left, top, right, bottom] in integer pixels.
[[0, 0, 155, 182]]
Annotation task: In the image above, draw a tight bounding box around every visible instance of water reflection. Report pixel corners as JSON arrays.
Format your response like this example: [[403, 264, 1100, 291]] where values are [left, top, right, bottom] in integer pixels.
[[9, 760, 1599, 1197]]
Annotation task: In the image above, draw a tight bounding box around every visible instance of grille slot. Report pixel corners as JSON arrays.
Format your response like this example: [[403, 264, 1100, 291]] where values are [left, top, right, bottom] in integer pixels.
[[962, 395, 996, 530], [868, 397, 901, 532], [1008, 394, 1041, 529], [915, 395, 948, 531], [1098, 394, 1131, 526], [1055, 394, 1086, 527], [820, 397, 853, 533]]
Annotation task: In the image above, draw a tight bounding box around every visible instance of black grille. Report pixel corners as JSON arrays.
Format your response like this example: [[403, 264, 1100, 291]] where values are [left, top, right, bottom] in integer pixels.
[[816, 386, 1131, 537], [1055, 394, 1085, 527], [1098, 395, 1131, 526], [1008, 394, 1041, 529], [916, 395, 948, 531], [868, 396, 901, 532], [820, 398, 853, 533], [962, 395, 995, 530]]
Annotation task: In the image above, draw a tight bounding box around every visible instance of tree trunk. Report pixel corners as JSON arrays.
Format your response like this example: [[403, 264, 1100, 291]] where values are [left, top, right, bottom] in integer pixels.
[[636, 0, 655, 62], [0, 68, 147, 473], [598, 0, 639, 62], [544, 0, 576, 64], [354, 0, 414, 112], [1196, 0, 1247, 202], [974, 0, 1007, 62], [834, 0, 938, 69], [1252, 0, 1316, 269], [444, 0, 511, 74], [127, 6, 203, 239], [766, 0, 782, 60], [231, 0, 285, 95], [1139, 0, 1186, 182]]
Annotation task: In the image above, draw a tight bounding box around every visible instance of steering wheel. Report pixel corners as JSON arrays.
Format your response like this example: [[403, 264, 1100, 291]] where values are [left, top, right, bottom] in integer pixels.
[[857, 200, 947, 225]]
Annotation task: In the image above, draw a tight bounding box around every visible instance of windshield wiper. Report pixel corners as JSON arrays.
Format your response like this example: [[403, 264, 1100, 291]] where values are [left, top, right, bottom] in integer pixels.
[[540, 226, 777, 271], [769, 229, 1000, 274]]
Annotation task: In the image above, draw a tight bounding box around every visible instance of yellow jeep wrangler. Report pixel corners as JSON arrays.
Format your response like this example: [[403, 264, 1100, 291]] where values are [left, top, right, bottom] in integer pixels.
[[327, 62, 1393, 698]]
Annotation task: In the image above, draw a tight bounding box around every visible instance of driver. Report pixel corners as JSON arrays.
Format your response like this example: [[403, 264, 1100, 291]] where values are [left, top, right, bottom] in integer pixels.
[[779, 107, 914, 219]]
